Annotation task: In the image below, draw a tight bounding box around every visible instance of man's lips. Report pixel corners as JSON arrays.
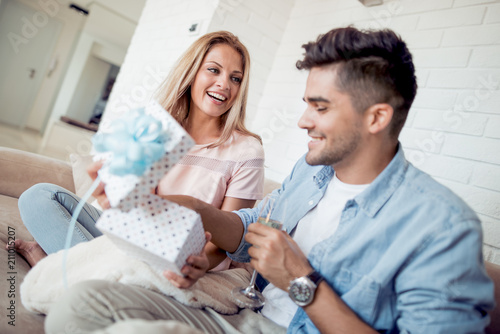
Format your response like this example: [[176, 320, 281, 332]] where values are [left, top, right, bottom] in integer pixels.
[[307, 134, 324, 148]]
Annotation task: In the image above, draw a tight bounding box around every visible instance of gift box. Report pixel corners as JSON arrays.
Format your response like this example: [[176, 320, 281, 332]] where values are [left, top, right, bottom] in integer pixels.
[[98, 194, 206, 274], [94, 101, 206, 274]]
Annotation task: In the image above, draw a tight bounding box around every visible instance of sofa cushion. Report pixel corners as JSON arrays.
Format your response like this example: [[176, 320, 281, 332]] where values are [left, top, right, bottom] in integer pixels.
[[0, 147, 75, 199]]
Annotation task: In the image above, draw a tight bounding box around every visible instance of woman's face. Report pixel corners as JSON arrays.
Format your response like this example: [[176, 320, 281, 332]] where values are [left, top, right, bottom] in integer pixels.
[[190, 44, 243, 119]]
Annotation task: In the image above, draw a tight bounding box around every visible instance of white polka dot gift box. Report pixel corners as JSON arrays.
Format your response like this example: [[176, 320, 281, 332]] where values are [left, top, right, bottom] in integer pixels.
[[93, 101, 205, 274], [99, 194, 205, 274]]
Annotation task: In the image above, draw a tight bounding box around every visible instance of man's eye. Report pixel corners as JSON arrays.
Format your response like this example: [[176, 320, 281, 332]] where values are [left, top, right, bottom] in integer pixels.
[[317, 107, 327, 112]]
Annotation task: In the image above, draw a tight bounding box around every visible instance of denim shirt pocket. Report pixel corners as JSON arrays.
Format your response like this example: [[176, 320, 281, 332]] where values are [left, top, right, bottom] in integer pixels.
[[335, 268, 382, 325]]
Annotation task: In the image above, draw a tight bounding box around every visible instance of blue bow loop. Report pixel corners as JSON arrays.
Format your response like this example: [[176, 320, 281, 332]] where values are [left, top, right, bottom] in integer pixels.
[[92, 109, 169, 176]]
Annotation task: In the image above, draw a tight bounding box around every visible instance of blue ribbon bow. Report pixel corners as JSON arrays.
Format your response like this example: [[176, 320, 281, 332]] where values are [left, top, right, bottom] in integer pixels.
[[92, 108, 169, 176]]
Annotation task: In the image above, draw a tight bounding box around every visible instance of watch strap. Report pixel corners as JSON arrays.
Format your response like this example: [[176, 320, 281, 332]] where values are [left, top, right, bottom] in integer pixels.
[[307, 270, 324, 286]]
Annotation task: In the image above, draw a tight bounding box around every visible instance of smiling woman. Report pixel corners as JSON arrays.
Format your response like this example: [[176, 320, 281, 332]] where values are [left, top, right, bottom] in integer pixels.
[[14, 31, 265, 288]]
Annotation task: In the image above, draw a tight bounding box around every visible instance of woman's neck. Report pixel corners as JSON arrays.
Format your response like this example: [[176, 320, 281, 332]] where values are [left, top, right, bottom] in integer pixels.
[[185, 108, 223, 145]]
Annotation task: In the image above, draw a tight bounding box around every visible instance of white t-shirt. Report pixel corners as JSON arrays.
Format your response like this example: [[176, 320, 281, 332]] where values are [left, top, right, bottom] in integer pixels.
[[261, 174, 370, 328]]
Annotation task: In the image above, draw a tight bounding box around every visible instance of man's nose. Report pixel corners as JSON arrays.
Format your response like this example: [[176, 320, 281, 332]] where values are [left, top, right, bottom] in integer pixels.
[[298, 108, 313, 129]]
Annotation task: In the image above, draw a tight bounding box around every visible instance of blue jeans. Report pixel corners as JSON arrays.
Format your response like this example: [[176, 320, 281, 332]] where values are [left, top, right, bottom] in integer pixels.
[[18, 183, 103, 254]]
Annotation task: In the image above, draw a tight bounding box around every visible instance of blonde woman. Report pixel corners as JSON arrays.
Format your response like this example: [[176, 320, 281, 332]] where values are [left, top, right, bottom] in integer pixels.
[[14, 31, 264, 286]]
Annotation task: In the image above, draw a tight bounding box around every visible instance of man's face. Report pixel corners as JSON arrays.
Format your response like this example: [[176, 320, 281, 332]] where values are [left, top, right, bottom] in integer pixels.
[[298, 66, 365, 168]]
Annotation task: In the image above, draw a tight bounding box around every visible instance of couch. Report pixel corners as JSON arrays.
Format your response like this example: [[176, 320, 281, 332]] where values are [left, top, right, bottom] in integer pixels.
[[1, 146, 499, 334]]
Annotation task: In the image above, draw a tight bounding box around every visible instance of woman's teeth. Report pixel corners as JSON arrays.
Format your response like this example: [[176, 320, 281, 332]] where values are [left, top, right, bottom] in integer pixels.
[[207, 92, 227, 101]]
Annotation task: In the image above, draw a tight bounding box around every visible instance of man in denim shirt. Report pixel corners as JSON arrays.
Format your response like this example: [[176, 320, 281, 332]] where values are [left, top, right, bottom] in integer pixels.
[[47, 27, 494, 334]]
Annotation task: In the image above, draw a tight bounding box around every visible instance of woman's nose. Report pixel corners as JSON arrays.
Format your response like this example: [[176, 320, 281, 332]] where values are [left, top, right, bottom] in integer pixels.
[[216, 76, 230, 90]]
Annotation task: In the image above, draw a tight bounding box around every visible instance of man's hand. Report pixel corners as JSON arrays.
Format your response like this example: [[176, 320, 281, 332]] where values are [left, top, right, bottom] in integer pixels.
[[163, 232, 212, 289], [245, 223, 312, 291], [87, 160, 110, 209]]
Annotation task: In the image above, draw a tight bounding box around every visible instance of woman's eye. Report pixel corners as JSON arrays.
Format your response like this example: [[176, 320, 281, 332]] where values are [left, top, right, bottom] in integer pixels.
[[208, 67, 218, 73], [232, 77, 242, 84]]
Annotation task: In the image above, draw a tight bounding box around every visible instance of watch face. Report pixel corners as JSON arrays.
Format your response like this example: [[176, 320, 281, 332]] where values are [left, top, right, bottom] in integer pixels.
[[289, 277, 314, 306]]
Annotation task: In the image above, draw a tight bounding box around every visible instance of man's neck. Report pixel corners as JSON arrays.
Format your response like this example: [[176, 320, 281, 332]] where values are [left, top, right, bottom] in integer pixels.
[[333, 142, 398, 185]]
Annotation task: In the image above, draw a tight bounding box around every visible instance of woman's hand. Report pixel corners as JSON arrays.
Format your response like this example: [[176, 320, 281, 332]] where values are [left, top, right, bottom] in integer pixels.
[[163, 232, 212, 289], [87, 160, 110, 209]]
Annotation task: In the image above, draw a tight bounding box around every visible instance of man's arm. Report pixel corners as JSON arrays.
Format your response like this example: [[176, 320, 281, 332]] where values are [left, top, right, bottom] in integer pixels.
[[245, 223, 377, 334], [394, 220, 494, 333]]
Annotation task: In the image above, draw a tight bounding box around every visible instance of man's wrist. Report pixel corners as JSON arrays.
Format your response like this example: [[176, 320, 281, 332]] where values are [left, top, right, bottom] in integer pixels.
[[288, 269, 324, 307]]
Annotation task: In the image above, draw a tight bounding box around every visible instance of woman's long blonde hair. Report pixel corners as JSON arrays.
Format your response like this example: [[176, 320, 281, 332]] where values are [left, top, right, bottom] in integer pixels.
[[155, 31, 261, 147]]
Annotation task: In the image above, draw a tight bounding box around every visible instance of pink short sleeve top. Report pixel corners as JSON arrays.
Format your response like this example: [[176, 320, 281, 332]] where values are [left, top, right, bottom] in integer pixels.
[[156, 132, 265, 208]]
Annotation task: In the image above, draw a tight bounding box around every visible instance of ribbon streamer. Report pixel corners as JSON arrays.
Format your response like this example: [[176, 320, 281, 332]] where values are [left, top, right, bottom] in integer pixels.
[[62, 176, 102, 289]]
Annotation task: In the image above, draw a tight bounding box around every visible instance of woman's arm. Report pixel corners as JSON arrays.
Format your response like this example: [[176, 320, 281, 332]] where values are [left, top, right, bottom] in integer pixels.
[[204, 197, 257, 269]]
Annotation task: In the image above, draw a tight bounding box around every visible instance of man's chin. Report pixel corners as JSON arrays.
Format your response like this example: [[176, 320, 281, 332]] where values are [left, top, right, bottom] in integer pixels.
[[305, 153, 322, 166]]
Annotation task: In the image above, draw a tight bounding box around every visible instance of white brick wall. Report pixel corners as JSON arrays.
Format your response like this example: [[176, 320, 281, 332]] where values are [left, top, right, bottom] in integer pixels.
[[105, 0, 500, 264], [251, 0, 500, 264]]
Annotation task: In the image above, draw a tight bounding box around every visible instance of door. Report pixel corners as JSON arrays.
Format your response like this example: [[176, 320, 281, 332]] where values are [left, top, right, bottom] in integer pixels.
[[0, 0, 62, 127]]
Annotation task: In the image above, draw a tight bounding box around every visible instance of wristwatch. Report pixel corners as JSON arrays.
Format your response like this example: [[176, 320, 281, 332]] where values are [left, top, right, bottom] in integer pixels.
[[288, 270, 324, 307]]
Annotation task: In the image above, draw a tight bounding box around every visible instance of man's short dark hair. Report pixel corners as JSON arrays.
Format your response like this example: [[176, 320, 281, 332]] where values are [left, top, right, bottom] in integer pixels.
[[296, 27, 417, 138]]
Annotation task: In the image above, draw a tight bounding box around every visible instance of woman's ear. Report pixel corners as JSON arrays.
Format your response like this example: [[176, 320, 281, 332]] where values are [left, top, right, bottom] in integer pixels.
[[365, 103, 393, 135]]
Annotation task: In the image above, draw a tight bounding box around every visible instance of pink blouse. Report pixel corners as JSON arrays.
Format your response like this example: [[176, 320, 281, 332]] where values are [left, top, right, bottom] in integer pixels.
[[157, 132, 265, 206]]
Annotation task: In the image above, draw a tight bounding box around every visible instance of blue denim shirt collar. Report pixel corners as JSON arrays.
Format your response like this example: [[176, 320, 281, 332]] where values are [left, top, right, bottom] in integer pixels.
[[312, 165, 334, 189]]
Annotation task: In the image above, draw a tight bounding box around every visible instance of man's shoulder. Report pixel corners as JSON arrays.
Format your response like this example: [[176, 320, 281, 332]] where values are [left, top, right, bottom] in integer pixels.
[[400, 164, 478, 222]]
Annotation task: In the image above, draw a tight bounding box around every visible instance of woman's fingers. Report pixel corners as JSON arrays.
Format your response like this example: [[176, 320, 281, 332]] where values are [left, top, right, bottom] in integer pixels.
[[87, 160, 103, 181], [163, 232, 212, 289], [86, 160, 110, 209]]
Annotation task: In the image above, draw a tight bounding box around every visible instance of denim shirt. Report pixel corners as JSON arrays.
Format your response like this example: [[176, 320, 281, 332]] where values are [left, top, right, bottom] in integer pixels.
[[230, 145, 495, 334]]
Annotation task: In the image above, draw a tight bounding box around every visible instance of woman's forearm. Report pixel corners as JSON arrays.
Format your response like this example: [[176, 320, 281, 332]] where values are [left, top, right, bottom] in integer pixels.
[[160, 195, 244, 253]]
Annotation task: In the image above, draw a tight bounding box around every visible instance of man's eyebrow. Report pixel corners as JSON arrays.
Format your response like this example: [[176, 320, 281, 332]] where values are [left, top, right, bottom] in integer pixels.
[[303, 96, 330, 103], [205, 60, 243, 74]]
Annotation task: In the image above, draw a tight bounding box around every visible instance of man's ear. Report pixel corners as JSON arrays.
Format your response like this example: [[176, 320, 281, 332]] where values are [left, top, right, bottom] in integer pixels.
[[365, 103, 393, 135]]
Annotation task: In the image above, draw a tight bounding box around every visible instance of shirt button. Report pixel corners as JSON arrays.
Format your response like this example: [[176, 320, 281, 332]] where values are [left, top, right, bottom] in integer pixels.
[[308, 200, 314, 205]]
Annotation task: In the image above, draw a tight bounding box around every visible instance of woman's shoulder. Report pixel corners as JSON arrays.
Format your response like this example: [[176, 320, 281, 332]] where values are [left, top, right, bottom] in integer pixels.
[[231, 131, 262, 147], [230, 132, 264, 160]]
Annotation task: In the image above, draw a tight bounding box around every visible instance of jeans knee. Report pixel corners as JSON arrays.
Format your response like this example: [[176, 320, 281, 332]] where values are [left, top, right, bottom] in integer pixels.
[[19, 183, 59, 210]]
